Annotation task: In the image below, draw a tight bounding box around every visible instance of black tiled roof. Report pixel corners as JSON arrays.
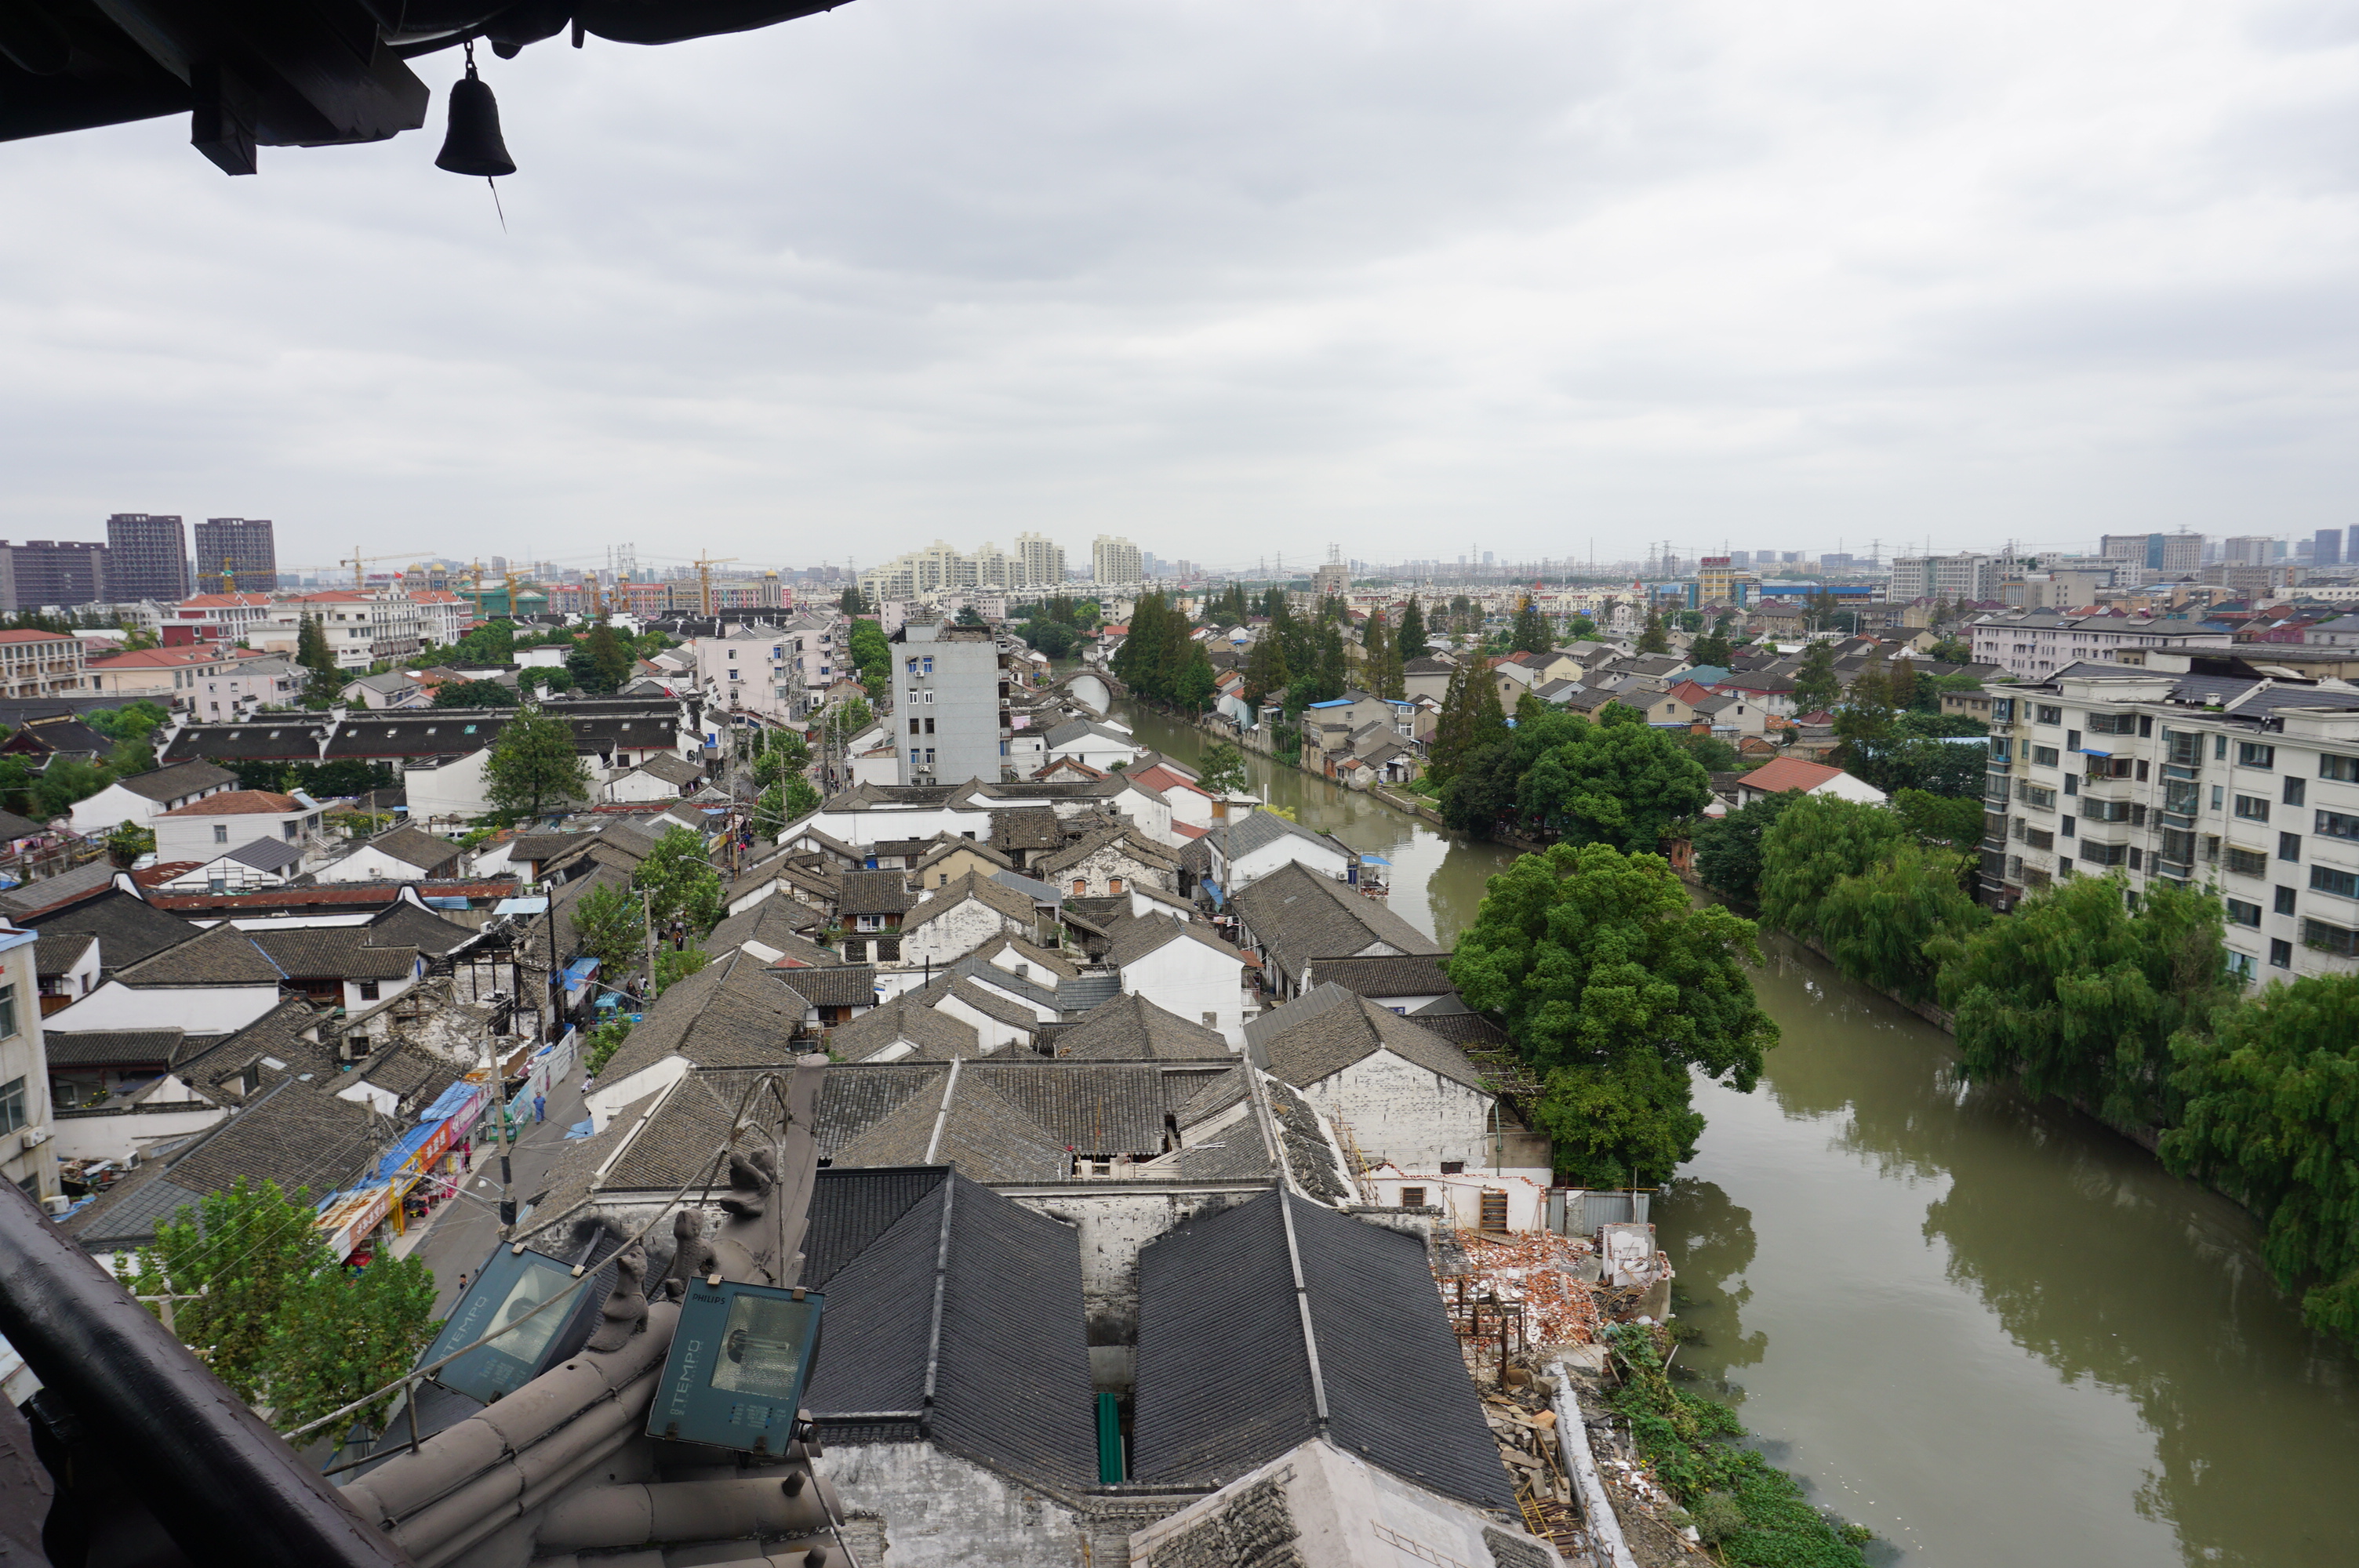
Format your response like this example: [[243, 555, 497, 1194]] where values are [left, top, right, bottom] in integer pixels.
[[787, 964, 879, 1007], [42, 1027, 184, 1068], [990, 809, 1066, 853], [20, 887, 199, 971], [594, 950, 812, 1083], [114, 920, 285, 985], [802, 1170, 1095, 1489], [815, 1064, 948, 1160], [1132, 1190, 1514, 1508], [161, 721, 334, 764], [363, 901, 483, 960], [803, 1165, 949, 1288], [1229, 860, 1442, 988], [963, 1058, 1168, 1153], [33, 928, 96, 978], [114, 760, 239, 803]]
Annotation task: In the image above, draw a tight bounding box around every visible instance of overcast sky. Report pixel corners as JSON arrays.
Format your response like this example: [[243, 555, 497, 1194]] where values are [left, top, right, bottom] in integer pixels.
[[4, 0, 2357, 578]]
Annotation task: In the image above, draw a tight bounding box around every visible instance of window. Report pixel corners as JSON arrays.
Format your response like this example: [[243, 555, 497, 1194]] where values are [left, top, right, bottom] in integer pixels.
[[2321, 754, 2359, 784], [2312, 866, 2359, 900], [1990, 738, 2012, 762], [2061, 815, 2076, 839], [2037, 705, 2061, 725], [2212, 785, 2225, 810], [0, 985, 13, 1041], [358, 980, 380, 1001], [2033, 746, 2060, 768], [2226, 846, 2270, 877], [0, 1077, 24, 1135], [2225, 898, 2262, 928], [2025, 828, 2055, 851], [909, 717, 921, 735], [2081, 842, 2128, 866], [2085, 800, 2132, 823], [921, 657, 934, 674], [905, 657, 918, 673], [2087, 713, 2137, 735], [283, 822, 300, 841], [2285, 778, 2307, 808], [2016, 780, 2056, 811], [2166, 730, 2202, 768], [2066, 730, 2081, 752], [2270, 938, 2294, 969], [2275, 886, 2298, 916], [2215, 735, 2229, 760], [2317, 810, 2359, 841], [1399, 1187, 1427, 1208], [2063, 775, 2079, 797], [2281, 833, 2303, 863], [924, 718, 935, 734], [1201, 1011, 1219, 1027], [2160, 829, 2197, 866], [213, 824, 229, 844], [2303, 918, 2359, 959], [2228, 951, 2255, 981], [2234, 795, 2271, 822], [2240, 742, 2276, 770]]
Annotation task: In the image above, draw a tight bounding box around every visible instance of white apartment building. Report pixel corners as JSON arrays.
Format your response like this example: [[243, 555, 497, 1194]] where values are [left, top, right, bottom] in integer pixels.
[[1888, 553, 2005, 604], [1979, 653, 2359, 984], [286, 590, 426, 670], [0, 924, 56, 1205], [1013, 532, 1066, 587], [1970, 611, 2234, 681], [693, 615, 841, 720], [162, 591, 278, 645], [2219, 536, 2277, 567], [191, 653, 302, 719], [1092, 535, 1143, 586]]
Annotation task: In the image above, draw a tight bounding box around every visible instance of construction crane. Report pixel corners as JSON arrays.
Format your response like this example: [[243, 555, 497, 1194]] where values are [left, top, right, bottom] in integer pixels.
[[693, 552, 739, 618], [343, 548, 413, 589]]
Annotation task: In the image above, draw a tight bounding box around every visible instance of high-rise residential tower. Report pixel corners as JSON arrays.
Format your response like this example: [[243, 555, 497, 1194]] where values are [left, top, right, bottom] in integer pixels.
[[1092, 535, 1142, 586], [0, 541, 108, 612], [193, 517, 278, 593], [2316, 529, 2345, 569], [104, 513, 189, 601], [1014, 532, 1066, 587], [896, 621, 1009, 786]]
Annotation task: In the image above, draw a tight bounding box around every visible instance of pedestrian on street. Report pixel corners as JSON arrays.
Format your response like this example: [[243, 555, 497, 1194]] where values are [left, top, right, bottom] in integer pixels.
[[456, 1271, 470, 1298], [533, 1091, 546, 1123]]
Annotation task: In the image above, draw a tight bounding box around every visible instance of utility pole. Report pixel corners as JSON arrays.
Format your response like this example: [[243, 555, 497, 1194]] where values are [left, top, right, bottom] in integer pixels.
[[643, 887, 657, 1000], [484, 1026, 514, 1234]]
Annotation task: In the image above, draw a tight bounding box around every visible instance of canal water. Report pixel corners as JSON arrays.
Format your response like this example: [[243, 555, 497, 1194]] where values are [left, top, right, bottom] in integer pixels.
[[1112, 697, 2359, 1568]]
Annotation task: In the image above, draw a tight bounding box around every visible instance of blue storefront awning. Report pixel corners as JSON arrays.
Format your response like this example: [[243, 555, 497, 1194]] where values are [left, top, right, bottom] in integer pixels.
[[562, 958, 600, 987], [419, 1080, 478, 1123], [367, 1123, 438, 1184]]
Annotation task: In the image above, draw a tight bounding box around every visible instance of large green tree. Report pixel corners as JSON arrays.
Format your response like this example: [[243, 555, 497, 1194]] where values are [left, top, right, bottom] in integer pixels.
[[1510, 704, 1712, 852], [434, 679, 519, 709], [567, 624, 636, 694], [569, 879, 646, 975], [2163, 975, 2359, 1344], [846, 619, 892, 700], [1448, 843, 1779, 1185], [1637, 612, 1670, 655], [120, 1177, 438, 1434], [1791, 641, 1841, 713], [1197, 741, 1250, 796], [296, 614, 343, 706], [634, 825, 725, 936], [1934, 874, 2233, 1131], [1396, 596, 1429, 661], [1241, 625, 1290, 708], [1689, 792, 1801, 906], [1509, 597, 1552, 656], [1815, 843, 1986, 1004], [1429, 659, 1507, 782], [484, 704, 593, 819], [1757, 794, 1903, 942]]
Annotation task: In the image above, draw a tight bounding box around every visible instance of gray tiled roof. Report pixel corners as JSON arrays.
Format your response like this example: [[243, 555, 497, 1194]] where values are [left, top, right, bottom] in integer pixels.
[[802, 1171, 1094, 1488], [830, 996, 982, 1064], [1248, 983, 1488, 1092], [1131, 1189, 1514, 1508], [986, 806, 1070, 858], [114, 920, 285, 986], [20, 888, 199, 971], [838, 869, 913, 917], [935, 978, 1044, 1033], [963, 1059, 1169, 1154], [1308, 953, 1455, 998], [363, 901, 482, 960], [1055, 993, 1234, 1062], [249, 927, 420, 982], [42, 1026, 184, 1068], [1, 861, 125, 920], [222, 838, 305, 873], [111, 760, 239, 803], [902, 870, 1036, 934], [33, 928, 95, 978], [1104, 911, 1244, 971], [786, 964, 879, 1007], [1033, 822, 1179, 880], [62, 1077, 394, 1254], [594, 949, 812, 1083], [355, 824, 462, 873], [1229, 860, 1442, 987], [710, 894, 833, 957]]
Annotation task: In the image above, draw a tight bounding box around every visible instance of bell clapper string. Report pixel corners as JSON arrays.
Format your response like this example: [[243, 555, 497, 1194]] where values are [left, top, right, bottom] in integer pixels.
[[488, 177, 507, 232]]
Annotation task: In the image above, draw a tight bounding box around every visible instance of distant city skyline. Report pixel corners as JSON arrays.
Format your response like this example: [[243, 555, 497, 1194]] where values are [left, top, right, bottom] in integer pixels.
[[7, 1, 2355, 579]]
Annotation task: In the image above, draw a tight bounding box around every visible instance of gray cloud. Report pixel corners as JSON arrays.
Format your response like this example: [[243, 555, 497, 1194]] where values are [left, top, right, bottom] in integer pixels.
[[2, 0, 2356, 575]]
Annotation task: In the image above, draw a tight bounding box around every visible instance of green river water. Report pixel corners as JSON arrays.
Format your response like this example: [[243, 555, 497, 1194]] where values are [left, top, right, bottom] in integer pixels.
[[1110, 695, 2359, 1568]]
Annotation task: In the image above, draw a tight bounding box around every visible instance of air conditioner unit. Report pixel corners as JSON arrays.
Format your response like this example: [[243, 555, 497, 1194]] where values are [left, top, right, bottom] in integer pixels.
[[19, 1126, 48, 1150]]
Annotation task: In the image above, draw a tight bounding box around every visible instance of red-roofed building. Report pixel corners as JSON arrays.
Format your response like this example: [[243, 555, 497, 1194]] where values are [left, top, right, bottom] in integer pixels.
[[0, 629, 89, 699], [152, 789, 325, 868], [85, 644, 238, 709], [1733, 756, 1887, 809]]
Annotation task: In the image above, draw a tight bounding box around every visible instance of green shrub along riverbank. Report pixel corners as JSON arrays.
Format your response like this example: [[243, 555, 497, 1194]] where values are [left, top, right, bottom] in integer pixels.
[[1693, 791, 2359, 1347], [1605, 1325, 1874, 1568]]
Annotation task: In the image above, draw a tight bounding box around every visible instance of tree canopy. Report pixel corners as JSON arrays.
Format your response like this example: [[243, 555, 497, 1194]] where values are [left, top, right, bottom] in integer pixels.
[[1428, 659, 1507, 782], [483, 705, 592, 819], [1396, 596, 1429, 661], [846, 619, 892, 700], [1509, 598, 1552, 655], [2163, 974, 2359, 1342], [1510, 706, 1712, 851], [566, 624, 635, 694], [121, 1177, 438, 1434], [1447, 842, 1778, 1185], [634, 825, 725, 937], [569, 880, 645, 978], [1757, 794, 1903, 942], [1814, 843, 1986, 1004], [434, 679, 519, 709], [1934, 873, 2233, 1131], [1690, 792, 1801, 906], [1791, 641, 1841, 713], [1197, 741, 1250, 797]]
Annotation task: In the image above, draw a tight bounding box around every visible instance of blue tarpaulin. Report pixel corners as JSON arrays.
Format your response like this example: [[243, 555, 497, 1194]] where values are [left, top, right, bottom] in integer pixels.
[[562, 958, 599, 986], [367, 1123, 438, 1184], [419, 1081, 478, 1123], [495, 896, 550, 916]]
